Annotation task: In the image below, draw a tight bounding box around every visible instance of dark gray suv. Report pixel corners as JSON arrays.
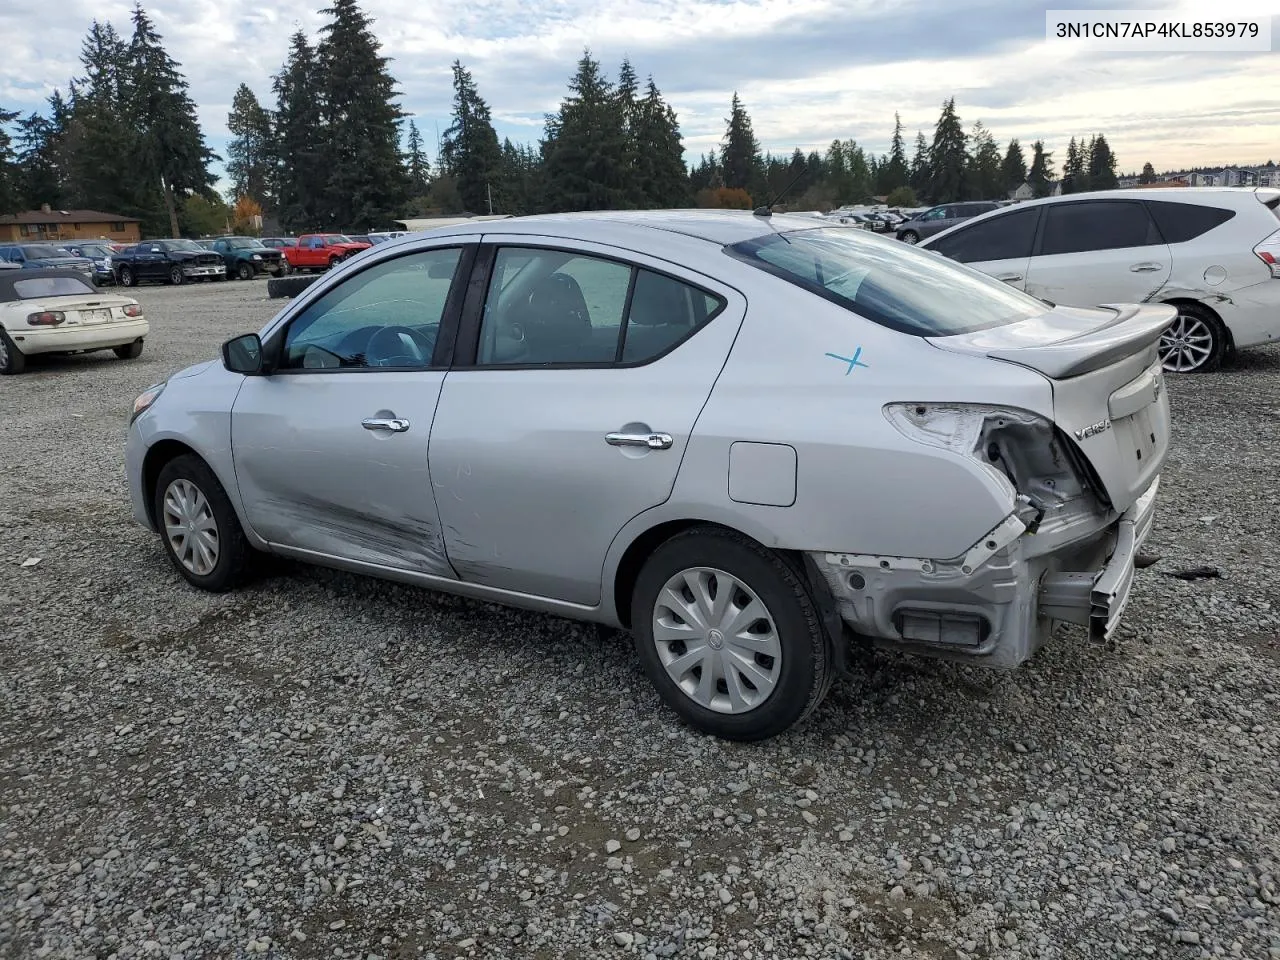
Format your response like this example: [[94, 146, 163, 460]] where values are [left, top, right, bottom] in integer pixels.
[[896, 201, 1001, 244]]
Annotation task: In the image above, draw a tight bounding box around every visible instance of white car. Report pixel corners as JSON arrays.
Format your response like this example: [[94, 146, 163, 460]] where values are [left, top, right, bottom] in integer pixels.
[[920, 187, 1280, 372], [0, 269, 148, 375]]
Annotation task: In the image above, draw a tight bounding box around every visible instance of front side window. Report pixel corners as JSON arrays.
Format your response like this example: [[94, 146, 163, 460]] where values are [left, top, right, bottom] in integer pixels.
[[476, 247, 724, 366], [920, 207, 946, 221], [930, 207, 1039, 264], [1039, 201, 1161, 256], [279, 248, 463, 370], [727, 227, 1049, 337]]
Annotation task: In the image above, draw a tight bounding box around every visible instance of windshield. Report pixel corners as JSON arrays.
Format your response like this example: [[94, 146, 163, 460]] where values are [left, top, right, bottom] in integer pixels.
[[160, 239, 206, 253], [227, 238, 263, 250], [20, 244, 68, 259], [14, 276, 97, 298], [726, 228, 1049, 337], [78, 244, 109, 257]]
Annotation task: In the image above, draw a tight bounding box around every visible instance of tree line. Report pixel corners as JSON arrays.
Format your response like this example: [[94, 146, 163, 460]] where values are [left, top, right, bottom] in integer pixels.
[[0, 0, 1134, 237]]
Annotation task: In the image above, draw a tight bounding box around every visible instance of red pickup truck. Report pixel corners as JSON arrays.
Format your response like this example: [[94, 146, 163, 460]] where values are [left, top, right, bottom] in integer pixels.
[[285, 234, 373, 271]]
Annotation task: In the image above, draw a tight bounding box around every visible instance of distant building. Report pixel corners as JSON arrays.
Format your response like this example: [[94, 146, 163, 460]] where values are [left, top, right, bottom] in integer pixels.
[[1007, 180, 1062, 201], [0, 205, 142, 244], [1135, 179, 1190, 188]]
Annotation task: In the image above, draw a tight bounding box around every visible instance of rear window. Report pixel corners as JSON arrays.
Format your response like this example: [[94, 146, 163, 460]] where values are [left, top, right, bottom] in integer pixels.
[[1145, 201, 1235, 243], [726, 227, 1049, 337], [13, 276, 96, 298]]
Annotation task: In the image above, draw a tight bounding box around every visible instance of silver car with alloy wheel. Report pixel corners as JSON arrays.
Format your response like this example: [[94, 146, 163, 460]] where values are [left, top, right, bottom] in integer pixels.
[[125, 210, 1170, 740]]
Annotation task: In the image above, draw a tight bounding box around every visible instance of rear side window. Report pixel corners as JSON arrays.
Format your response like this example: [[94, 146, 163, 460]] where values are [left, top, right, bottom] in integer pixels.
[[930, 207, 1039, 263], [1039, 201, 1162, 256], [1145, 201, 1235, 243]]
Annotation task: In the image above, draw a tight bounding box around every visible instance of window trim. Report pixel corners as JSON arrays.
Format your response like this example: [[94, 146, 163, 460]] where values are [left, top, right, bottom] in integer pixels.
[[1031, 198, 1163, 258], [450, 241, 729, 371], [262, 243, 478, 376]]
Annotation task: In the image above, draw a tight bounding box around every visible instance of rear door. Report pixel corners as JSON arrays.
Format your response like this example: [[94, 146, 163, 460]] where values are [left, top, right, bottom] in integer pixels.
[[1023, 200, 1171, 306], [427, 237, 746, 605], [925, 205, 1041, 289]]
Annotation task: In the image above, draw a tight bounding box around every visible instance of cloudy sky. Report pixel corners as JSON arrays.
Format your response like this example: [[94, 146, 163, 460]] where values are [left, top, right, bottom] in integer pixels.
[[2, 0, 1277, 190]]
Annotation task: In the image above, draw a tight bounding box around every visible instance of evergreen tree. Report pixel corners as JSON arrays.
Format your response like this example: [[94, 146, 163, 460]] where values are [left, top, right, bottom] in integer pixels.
[[928, 98, 967, 203], [0, 109, 19, 215], [877, 112, 909, 194], [405, 119, 431, 196], [1087, 133, 1118, 190], [226, 83, 274, 208], [632, 78, 690, 207], [542, 51, 631, 211], [615, 58, 642, 206], [1063, 136, 1085, 193], [1001, 138, 1027, 196], [273, 31, 324, 230], [65, 23, 138, 217], [720, 93, 761, 197], [126, 4, 217, 237], [966, 121, 1002, 200], [786, 148, 810, 198], [1140, 161, 1157, 184], [439, 60, 502, 214], [316, 0, 409, 228], [1028, 140, 1055, 198], [909, 130, 931, 198], [689, 152, 721, 192], [14, 112, 64, 208]]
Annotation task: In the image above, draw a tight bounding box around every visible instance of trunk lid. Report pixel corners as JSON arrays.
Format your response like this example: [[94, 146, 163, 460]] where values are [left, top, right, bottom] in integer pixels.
[[928, 302, 1174, 512], [23, 294, 140, 326]]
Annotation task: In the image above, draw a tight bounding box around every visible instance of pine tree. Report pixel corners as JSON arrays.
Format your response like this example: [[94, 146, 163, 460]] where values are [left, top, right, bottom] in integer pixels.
[[720, 93, 761, 197], [405, 120, 431, 196], [1000, 139, 1026, 197], [316, 0, 409, 229], [909, 131, 931, 198], [615, 58, 642, 207], [126, 4, 217, 237], [632, 78, 689, 207], [1063, 136, 1083, 193], [1088, 133, 1118, 190], [1028, 140, 1055, 198], [877, 112, 909, 194], [786, 148, 810, 198], [439, 60, 502, 214], [14, 112, 63, 208], [65, 22, 139, 218], [1140, 161, 1157, 184], [928, 98, 967, 203], [0, 109, 19, 215], [273, 32, 325, 230], [542, 51, 631, 212], [966, 121, 1002, 201], [689, 153, 721, 192], [226, 83, 274, 209]]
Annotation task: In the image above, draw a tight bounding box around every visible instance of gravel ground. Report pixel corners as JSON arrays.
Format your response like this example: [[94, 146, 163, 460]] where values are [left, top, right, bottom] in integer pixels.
[[2, 280, 1278, 960]]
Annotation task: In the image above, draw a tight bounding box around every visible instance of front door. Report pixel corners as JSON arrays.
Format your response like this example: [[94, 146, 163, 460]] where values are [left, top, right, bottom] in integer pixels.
[[1023, 199, 1171, 306], [930, 204, 1041, 291], [428, 238, 746, 605], [231, 244, 472, 575]]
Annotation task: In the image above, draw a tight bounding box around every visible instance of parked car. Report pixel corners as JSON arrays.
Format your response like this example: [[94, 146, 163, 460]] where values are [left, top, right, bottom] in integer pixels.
[[262, 237, 297, 252], [284, 233, 373, 272], [345, 234, 373, 246], [896, 201, 1001, 244], [367, 231, 407, 244], [920, 187, 1280, 373], [0, 243, 97, 286], [0, 269, 147, 375], [63, 241, 117, 285], [113, 239, 227, 287], [199, 236, 288, 280], [125, 210, 1170, 741]]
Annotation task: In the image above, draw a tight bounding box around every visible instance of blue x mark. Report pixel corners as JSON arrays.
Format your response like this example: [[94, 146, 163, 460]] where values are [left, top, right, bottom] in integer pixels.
[[825, 346, 869, 375]]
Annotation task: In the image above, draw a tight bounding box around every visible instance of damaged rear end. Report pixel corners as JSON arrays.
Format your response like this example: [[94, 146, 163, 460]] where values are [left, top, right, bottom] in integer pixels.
[[819, 301, 1173, 667]]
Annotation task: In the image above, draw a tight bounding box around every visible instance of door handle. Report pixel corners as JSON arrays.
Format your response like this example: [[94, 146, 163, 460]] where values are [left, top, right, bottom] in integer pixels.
[[1130, 262, 1163, 272], [995, 274, 1023, 283], [362, 417, 410, 433], [606, 432, 673, 450]]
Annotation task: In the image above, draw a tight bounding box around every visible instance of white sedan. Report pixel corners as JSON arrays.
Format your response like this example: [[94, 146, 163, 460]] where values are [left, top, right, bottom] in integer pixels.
[[0, 269, 148, 375]]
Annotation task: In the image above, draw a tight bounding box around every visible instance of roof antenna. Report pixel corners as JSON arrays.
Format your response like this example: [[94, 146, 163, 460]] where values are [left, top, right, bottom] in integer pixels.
[[754, 167, 808, 218]]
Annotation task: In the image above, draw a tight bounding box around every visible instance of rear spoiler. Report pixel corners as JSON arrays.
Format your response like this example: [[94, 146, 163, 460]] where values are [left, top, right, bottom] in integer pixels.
[[985, 303, 1175, 379]]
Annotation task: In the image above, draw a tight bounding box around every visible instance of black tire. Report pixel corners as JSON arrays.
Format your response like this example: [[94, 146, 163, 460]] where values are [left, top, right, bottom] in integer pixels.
[[168, 265, 184, 286], [119, 266, 136, 287], [327, 255, 341, 270], [236, 261, 254, 281], [267, 274, 321, 299], [1158, 302, 1228, 374], [0, 328, 27, 375], [113, 339, 143, 360], [152, 454, 251, 592], [630, 526, 832, 741], [898, 230, 920, 244]]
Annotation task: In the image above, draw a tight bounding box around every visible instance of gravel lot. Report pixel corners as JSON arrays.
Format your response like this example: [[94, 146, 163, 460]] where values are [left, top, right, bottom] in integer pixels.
[[2, 280, 1278, 960]]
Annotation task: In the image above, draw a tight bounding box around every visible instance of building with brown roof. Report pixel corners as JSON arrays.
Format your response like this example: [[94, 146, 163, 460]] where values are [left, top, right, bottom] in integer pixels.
[[0, 205, 142, 244]]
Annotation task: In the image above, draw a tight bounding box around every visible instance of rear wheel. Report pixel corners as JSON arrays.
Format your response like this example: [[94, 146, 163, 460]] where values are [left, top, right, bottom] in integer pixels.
[[0, 329, 27, 374], [153, 454, 250, 592], [119, 266, 136, 287], [168, 265, 184, 285], [328, 255, 341, 270], [113, 340, 143, 360], [1158, 303, 1227, 373], [630, 526, 832, 741], [236, 261, 254, 281]]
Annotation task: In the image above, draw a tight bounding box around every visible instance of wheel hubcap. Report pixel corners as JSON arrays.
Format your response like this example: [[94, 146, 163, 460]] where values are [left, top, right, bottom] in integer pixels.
[[0, 337, 9, 367], [1158, 314, 1214, 372], [162, 479, 219, 576], [651, 567, 782, 715]]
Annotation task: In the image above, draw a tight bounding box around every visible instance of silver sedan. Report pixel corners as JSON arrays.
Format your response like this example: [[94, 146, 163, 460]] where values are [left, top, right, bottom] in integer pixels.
[[126, 210, 1171, 740]]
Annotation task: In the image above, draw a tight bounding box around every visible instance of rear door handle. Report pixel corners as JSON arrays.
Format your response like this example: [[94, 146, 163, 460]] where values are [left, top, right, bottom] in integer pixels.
[[606, 432, 673, 450], [1130, 262, 1163, 272], [995, 274, 1023, 283], [362, 417, 411, 433]]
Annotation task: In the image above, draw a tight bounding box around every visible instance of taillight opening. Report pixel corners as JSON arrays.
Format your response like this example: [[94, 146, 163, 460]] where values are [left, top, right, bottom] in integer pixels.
[[123, 304, 143, 318], [27, 311, 65, 326], [1254, 229, 1280, 278]]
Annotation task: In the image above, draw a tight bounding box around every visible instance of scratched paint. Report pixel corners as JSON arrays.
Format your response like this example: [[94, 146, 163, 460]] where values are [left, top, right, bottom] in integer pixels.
[[825, 347, 869, 375]]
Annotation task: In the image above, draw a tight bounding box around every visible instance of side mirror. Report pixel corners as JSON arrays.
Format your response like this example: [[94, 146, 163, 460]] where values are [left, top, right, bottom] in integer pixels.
[[222, 333, 264, 375]]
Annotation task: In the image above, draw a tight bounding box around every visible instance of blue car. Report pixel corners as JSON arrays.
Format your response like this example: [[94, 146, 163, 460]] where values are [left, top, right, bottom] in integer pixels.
[[0, 242, 98, 285], [63, 242, 117, 285]]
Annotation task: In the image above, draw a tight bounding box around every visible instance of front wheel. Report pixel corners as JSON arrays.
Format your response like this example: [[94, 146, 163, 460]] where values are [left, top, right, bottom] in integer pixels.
[[113, 340, 143, 360], [119, 267, 136, 287], [168, 265, 184, 285], [327, 256, 341, 270], [630, 526, 832, 741], [153, 454, 251, 592], [1158, 304, 1228, 373], [898, 230, 919, 244], [0, 329, 27, 374], [236, 262, 254, 281]]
